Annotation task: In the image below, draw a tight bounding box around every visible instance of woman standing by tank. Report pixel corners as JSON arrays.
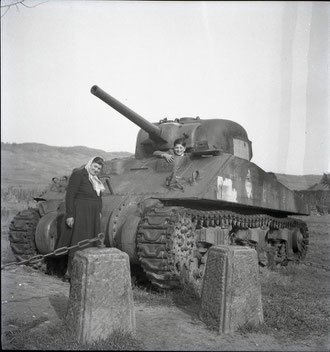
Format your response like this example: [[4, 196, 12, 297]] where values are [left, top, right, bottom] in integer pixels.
[[59, 156, 105, 281]]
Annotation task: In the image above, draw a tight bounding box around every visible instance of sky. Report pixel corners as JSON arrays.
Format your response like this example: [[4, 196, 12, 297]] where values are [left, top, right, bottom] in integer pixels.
[[1, 1, 329, 175]]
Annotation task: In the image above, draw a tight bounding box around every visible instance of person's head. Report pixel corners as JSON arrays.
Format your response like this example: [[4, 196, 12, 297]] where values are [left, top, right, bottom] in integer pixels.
[[173, 138, 186, 156], [89, 156, 105, 176]]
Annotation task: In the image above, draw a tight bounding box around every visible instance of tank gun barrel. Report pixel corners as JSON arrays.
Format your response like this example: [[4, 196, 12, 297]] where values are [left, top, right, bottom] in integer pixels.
[[91, 85, 163, 140]]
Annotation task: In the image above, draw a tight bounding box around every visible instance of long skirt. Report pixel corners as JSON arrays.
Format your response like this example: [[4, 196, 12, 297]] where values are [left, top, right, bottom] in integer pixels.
[[57, 198, 101, 257]]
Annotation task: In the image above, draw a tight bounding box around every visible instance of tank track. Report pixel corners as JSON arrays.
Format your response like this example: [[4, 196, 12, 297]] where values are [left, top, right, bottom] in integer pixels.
[[136, 206, 309, 293], [8, 208, 67, 274], [8, 208, 41, 263]]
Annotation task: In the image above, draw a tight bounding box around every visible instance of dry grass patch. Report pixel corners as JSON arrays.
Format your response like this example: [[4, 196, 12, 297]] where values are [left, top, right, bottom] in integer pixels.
[[260, 264, 329, 338], [2, 319, 143, 350]]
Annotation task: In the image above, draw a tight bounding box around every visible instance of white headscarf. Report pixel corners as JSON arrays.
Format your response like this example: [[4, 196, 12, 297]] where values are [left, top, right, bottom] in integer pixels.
[[85, 157, 105, 196]]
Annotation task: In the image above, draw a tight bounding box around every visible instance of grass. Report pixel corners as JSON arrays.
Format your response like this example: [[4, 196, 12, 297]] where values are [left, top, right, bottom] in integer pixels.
[[258, 215, 330, 340], [2, 319, 143, 350], [259, 264, 329, 338]]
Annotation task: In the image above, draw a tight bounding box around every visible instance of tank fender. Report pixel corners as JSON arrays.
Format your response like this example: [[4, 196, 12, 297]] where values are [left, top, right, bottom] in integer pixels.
[[37, 199, 64, 216], [35, 211, 64, 254], [138, 198, 164, 214]]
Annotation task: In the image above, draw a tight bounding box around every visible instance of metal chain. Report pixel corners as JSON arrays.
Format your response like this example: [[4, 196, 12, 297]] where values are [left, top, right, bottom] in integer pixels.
[[1, 233, 105, 270], [3, 230, 329, 272]]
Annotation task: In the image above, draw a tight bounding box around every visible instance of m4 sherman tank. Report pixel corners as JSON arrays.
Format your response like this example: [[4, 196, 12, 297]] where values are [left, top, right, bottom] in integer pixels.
[[8, 85, 309, 294]]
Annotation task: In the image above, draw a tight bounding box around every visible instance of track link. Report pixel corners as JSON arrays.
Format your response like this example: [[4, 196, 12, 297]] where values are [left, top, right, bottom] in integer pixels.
[[137, 207, 309, 293], [8, 208, 41, 262]]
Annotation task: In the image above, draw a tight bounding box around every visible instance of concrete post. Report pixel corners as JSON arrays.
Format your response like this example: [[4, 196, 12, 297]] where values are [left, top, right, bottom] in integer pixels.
[[66, 247, 135, 344], [200, 245, 263, 334]]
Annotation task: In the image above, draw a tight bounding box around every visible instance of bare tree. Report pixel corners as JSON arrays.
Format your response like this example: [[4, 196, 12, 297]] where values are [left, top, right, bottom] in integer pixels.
[[1, 0, 48, 18]]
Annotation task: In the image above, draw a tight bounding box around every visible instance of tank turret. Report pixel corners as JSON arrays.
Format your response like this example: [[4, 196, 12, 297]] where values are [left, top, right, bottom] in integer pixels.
[[91, 85, 253, 160]]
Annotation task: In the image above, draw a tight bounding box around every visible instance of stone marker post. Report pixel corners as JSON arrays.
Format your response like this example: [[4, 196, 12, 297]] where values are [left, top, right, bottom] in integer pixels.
[[66, 247, 135, 344], [200, 245, 263, 334]]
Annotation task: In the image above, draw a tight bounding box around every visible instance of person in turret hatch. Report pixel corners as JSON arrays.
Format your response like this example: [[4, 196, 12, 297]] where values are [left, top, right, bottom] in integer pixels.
[[153, 138, 187, 188], [153, 138, 186, 163]]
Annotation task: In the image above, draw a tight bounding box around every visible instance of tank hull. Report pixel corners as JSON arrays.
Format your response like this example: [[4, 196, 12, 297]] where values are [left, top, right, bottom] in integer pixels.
[[100, 153, 309, 218]]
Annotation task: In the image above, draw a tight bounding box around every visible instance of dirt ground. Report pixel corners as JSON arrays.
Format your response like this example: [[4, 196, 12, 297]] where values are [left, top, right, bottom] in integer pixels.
[[1, 216, 329, 351], [0, 266, 320, 351]]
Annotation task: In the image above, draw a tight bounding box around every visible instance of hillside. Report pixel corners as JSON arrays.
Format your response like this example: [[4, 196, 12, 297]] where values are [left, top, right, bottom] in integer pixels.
[[1, 142, 132, 188], [1, 142, 324, 192]]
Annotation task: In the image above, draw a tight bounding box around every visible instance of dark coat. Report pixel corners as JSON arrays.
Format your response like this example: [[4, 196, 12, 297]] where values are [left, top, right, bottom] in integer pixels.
[[56, 167, 102, 253], [65, 167, 102, 218]]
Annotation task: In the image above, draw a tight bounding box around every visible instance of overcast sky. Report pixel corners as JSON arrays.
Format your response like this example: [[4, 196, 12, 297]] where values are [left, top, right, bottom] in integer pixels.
[[1, 1, 329, 175]]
